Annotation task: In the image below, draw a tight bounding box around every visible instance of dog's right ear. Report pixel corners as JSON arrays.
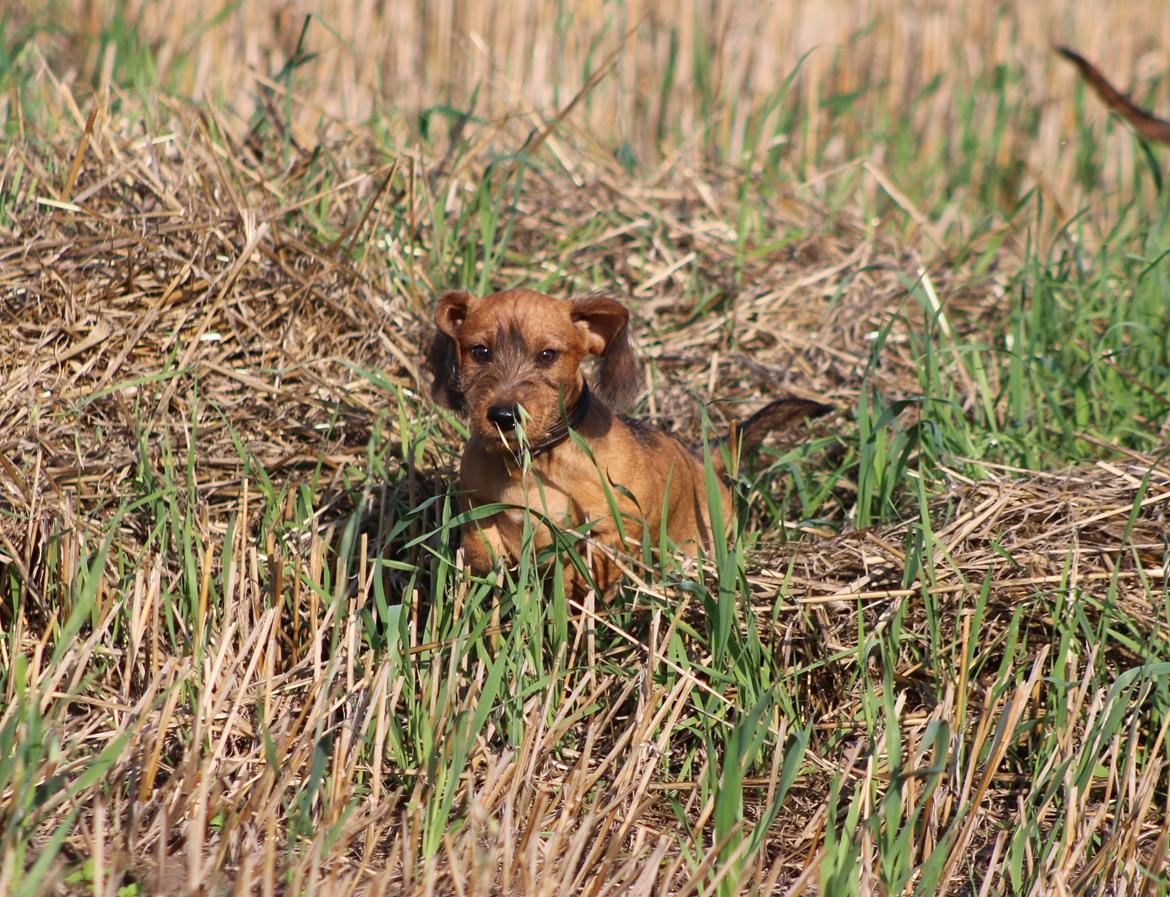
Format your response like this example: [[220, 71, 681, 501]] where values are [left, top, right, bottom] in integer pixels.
[[435, 289, 474, 338], [426, 290, 476, 411]]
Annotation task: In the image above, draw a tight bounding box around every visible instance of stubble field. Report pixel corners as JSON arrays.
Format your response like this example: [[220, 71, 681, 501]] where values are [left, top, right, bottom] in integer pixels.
[[2, 2, 1170, 894]]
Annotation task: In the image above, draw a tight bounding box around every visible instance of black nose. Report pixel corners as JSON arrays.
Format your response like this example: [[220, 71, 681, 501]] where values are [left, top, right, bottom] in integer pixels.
[[487, 404, 520, 428]]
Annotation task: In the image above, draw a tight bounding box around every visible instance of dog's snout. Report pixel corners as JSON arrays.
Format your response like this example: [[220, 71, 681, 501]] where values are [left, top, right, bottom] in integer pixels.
[[487, 404, 520, 428]]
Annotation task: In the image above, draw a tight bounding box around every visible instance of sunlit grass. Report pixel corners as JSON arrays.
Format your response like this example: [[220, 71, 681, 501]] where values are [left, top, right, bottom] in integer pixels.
[[2, 2, 1170, 894]]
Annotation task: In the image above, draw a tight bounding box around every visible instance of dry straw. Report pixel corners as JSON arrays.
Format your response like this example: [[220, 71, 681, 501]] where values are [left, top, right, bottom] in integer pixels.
[[2, 93, 1167, 894], [2, 2, 1170, 893]]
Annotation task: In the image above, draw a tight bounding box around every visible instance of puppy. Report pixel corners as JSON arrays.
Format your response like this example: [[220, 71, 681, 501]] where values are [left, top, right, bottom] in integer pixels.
[[1058, 46, 1170, 145], [427, 288, 827, 594]]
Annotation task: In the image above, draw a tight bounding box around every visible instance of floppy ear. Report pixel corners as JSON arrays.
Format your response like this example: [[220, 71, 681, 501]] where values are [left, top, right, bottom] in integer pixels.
[[570, 295, 639, 412], [426, 290, 475, 411], [435, 289, 474, 338]]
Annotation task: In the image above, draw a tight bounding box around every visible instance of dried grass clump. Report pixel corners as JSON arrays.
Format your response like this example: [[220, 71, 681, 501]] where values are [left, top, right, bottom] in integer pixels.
[[754, 459, 1170, 685], [0, 107, 424, 547]]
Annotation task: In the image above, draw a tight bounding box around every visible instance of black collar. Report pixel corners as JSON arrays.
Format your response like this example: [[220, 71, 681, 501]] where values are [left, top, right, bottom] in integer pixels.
[[527, 381, 592, 459]]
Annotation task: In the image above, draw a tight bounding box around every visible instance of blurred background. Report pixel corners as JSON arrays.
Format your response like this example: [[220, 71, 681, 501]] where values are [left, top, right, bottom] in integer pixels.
[[7, 1, 1170, 228]]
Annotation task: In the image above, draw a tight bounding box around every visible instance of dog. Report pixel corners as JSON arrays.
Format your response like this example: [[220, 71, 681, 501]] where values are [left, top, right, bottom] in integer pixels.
[[1058, 46, 1170, 145], [427, 288, 828, 595]]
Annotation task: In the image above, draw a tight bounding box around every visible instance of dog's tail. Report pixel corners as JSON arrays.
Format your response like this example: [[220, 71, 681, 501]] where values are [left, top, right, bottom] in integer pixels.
[[711, 397, 832, 477], [1057, 46, 1170, 145]]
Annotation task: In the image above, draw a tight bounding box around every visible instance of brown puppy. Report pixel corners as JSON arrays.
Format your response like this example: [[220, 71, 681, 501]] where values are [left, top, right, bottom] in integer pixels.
[[427, 288, 826, 594], [1058, 46, 1170, 145]]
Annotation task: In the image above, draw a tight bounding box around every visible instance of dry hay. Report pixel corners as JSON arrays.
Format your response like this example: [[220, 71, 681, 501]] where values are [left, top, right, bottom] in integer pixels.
[[1, 94, 1168, 893], [750, 459, 1170, 711]]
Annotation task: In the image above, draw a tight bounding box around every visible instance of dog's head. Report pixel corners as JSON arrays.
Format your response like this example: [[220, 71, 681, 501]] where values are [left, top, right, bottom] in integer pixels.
[[426, 288, 639, 450]]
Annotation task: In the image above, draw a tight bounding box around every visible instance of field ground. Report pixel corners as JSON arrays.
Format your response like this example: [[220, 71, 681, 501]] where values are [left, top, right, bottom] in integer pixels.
[[2, 2, 1170, 894]]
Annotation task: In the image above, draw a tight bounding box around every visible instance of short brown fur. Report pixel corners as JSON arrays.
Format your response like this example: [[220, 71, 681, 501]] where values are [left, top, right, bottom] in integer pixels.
[[427, 288, 828, 595]]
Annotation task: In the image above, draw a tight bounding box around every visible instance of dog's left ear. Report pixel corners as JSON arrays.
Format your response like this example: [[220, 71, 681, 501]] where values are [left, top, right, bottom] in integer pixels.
[[571, 295, 639, 412], [426, 290, 475, 412]]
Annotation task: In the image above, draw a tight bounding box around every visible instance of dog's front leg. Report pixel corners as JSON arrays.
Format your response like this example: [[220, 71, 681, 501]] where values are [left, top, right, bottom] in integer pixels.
[[460, 513, 511, 575], [558, 525, 632, 601]]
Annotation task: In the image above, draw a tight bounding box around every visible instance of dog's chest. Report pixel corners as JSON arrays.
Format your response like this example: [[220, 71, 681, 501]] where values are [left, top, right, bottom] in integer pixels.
[[493, 476, 576, 548]]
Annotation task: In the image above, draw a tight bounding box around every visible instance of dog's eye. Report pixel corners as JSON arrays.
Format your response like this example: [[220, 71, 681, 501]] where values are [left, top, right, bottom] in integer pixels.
[[470, 345, 491, 362], [537, 348, 559, 366]]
